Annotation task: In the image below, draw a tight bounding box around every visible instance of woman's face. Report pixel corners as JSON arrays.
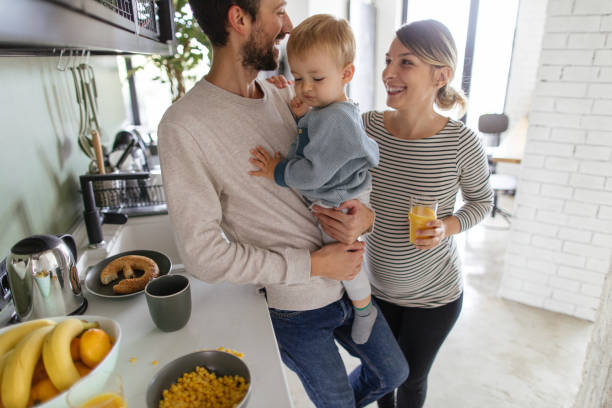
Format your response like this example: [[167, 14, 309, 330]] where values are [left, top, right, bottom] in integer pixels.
[[382, 38, 440, 111]]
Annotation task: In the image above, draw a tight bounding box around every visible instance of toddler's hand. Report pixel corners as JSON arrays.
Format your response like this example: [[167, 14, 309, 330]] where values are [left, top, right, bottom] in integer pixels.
[[248, 146, 281, 180], [290, 96, 310, 118], [266, 75, 292, 88]]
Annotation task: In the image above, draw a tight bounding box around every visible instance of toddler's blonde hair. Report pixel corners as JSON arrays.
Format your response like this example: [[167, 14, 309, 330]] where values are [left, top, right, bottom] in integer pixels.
[[287, 14, 355, 68]]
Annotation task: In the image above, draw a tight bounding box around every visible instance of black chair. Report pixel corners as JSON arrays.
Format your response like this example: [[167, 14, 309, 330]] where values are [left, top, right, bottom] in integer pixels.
[[478, 113, 516, 221]]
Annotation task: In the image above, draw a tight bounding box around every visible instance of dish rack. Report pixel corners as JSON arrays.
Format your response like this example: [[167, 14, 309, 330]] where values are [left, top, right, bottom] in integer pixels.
[[92, 179, 166, 210], [81, 172, 167, 216]]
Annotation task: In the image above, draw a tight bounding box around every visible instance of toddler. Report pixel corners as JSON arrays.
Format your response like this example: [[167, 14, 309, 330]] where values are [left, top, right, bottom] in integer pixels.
[[248, 14, 379, 344]]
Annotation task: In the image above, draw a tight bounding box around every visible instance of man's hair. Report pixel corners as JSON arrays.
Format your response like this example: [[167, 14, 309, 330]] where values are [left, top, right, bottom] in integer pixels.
[[286, 14, 355, 68], [188, 0, 260, 47]]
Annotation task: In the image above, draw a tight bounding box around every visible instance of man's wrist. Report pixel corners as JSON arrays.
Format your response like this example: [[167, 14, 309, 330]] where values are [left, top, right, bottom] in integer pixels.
[[362, 206, 375, 235], [309, 249, 320, 278]]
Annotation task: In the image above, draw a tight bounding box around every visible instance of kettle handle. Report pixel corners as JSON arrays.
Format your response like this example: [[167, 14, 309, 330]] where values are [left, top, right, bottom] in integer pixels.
[[59, 234, 77, 261]]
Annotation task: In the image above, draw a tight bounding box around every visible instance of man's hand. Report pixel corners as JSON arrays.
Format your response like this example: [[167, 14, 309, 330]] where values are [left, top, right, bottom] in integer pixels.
[[310, 241, 365, 281], [312, 199, 374, 244], [248, 145, 282, 180]]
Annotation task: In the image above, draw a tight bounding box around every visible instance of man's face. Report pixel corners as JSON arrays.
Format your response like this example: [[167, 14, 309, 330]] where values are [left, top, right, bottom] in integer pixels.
[[242, 0, 292, 70]]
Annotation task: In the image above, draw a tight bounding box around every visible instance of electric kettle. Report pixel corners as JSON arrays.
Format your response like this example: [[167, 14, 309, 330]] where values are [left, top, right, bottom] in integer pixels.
[[6, 234, 86, 321]]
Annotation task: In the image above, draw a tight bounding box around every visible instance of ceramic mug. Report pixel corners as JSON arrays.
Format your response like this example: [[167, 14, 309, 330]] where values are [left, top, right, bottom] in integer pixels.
[[145, 274, 191, 332]]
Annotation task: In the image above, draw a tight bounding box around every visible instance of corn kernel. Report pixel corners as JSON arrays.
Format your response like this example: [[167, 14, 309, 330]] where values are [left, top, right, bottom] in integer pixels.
[[158, 354, 248, 408]]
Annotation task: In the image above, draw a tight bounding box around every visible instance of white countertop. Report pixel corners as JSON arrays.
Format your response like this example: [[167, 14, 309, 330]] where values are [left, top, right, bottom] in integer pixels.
[[75, 216, 293, 407]]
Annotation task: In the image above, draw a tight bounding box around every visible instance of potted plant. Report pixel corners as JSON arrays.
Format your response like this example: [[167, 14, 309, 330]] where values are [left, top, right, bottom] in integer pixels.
[[133, 0, 212, 102]]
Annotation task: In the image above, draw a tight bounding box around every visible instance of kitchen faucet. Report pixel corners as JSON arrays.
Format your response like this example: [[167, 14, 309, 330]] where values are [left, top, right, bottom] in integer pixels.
[[79, 172, 151, 247]]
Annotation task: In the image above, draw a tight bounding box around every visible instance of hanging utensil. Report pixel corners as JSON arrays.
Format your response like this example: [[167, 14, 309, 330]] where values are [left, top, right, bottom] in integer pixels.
[[91, 130, 105, 174], [80, 63, 105, 152], [69, 60, 94, 159], [77, 62, 95, 158]]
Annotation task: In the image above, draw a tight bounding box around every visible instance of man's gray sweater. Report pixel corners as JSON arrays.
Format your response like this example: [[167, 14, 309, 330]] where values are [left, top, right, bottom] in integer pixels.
[[158, 78, 344, 311]]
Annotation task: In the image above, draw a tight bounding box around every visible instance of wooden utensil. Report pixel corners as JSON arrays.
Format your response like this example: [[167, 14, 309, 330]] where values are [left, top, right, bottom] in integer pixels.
[[92, 130, 105, 174]]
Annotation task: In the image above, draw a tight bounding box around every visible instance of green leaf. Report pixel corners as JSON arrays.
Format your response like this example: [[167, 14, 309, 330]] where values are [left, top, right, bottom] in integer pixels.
[[133, 0, 212, 101]]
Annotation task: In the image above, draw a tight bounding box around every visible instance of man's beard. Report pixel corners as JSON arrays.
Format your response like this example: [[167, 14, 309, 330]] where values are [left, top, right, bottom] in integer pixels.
[[242, 27, 279, 71]]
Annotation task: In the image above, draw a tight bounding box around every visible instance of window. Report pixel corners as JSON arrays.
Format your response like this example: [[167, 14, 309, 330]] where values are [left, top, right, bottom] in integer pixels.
[[404, 0, 519, 127]]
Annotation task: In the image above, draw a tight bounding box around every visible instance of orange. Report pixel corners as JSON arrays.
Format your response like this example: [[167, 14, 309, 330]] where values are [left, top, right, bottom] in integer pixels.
[[70, 337, 81, 361], [75, 361, 93, 377], [79, 328, 112, 368], [29, 378, 60, 404], [31, 357, 48, 384]]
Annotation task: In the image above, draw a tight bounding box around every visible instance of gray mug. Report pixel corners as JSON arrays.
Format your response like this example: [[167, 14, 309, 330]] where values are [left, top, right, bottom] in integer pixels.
[[145, 274, 191, 332]]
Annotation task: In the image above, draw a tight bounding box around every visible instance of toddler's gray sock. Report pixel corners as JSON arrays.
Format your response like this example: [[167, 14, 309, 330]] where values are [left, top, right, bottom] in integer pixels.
[[352, 302, 377, 344]]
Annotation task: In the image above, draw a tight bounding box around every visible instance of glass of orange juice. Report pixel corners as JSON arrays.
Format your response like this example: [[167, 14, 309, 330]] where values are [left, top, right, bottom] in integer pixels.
[[409, 196, 438, 244], [67, 373, 126, 408]]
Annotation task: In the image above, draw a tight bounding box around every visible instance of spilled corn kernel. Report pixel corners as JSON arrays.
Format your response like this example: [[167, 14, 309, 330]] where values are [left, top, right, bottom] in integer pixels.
[[215, 346, 244, 359]]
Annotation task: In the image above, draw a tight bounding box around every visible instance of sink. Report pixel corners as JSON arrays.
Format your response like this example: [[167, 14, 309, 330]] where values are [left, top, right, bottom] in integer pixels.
[[77, 214, 183, 278]]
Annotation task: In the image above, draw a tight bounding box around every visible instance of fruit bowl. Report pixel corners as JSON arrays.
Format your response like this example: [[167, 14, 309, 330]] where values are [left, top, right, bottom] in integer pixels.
[[0, 315, 121, 408]]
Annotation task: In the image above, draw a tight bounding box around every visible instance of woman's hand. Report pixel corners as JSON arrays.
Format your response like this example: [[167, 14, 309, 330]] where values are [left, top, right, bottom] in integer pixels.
[[413, 216, 460, 250], [310, 241, 365, 281], [312, 199, 374, 244], [248, 145, 281, 180], [266, 75, 293, 89]]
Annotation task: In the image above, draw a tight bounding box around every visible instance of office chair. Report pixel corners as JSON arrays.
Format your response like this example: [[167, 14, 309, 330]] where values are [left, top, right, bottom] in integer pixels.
[[478, 113, 516, 221]]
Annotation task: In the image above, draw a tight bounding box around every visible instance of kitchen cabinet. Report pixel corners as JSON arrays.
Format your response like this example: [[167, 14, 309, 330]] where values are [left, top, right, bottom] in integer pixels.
[[0, 0, 176, 56]]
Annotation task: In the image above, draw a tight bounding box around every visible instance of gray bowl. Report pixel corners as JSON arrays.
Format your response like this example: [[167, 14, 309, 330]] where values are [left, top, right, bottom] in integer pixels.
[[146, 350, 252, 408]]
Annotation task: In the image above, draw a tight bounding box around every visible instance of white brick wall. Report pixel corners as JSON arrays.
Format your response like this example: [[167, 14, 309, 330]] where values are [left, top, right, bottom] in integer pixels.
[[499, 0, 612, 322], [503, 0, 549, 168]]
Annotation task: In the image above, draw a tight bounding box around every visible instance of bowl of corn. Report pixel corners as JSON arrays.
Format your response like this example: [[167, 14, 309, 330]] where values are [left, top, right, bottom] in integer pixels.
[[146, 350, 251, 408]]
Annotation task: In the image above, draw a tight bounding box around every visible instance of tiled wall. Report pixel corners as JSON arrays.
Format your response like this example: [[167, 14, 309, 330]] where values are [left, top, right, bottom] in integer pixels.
[[499, 0, 612, 321]]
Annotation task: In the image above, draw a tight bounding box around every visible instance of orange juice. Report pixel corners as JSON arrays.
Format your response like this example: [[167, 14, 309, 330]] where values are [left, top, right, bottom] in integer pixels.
[[81, 393, 126, 408], [409, 205, 437, 243]]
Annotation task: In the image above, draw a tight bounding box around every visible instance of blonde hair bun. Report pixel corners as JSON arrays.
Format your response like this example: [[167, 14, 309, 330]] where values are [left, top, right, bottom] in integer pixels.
[[437, 84, 467, 116]]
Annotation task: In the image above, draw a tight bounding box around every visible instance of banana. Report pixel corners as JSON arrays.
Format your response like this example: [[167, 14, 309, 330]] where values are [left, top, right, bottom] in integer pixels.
[[1, 325, 55, 408], [0, 349, 14, 390], [0, 318, 55, 356], [42, 318, 99, 391]]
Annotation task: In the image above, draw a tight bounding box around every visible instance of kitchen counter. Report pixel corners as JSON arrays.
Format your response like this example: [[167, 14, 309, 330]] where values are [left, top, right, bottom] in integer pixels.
[[75, 216, 293, 407]]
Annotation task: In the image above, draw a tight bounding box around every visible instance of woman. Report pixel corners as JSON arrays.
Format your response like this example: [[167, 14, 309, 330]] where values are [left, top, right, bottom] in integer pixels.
[[359, 20, 493, 407], [267, 19, 493, 407]]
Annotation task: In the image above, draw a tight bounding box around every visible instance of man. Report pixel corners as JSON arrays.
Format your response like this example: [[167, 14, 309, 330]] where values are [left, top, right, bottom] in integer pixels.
[[158, 1, 408, 406]]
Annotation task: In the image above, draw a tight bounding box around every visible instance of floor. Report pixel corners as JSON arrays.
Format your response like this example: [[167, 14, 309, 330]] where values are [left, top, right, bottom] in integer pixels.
[[285, 196, 594, 407]]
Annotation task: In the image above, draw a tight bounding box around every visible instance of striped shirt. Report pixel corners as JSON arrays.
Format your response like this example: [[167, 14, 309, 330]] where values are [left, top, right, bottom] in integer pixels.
[[363, 111, 493, 308]]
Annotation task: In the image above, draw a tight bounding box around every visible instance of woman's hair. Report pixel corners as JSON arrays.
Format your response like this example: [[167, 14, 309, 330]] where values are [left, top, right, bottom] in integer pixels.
[[395, 19, 467, 115], [188, 0, 260, 47], [286, 14, 355, 68]]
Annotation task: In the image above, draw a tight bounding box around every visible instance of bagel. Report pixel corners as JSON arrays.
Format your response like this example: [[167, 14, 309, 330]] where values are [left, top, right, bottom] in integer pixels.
[[99, 255, 160, 294]]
